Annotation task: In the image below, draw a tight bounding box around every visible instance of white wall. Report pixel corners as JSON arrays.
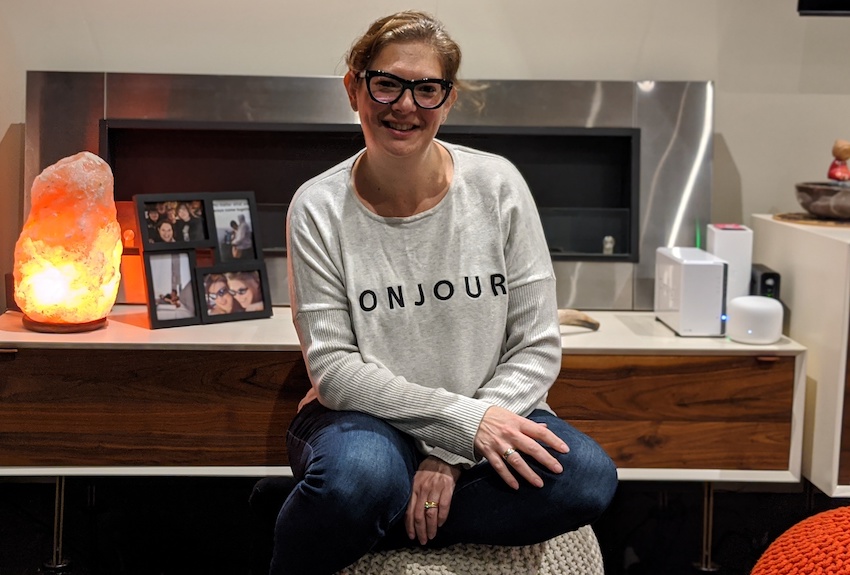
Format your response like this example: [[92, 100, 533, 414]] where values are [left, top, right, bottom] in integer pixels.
[[1, 0, 848, 309]]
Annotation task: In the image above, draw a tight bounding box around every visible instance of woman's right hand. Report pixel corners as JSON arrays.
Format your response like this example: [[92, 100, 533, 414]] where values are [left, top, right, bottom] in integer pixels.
[[473, 405, 569, 490]]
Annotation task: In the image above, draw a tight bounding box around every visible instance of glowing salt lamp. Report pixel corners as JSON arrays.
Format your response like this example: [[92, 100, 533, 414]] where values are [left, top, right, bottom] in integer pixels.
[[13, 152, 123, 332]]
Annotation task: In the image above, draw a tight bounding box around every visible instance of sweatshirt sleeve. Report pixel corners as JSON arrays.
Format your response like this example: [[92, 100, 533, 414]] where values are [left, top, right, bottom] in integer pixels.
[[291, 307, 489, 462], [472, 277, 561, 411]]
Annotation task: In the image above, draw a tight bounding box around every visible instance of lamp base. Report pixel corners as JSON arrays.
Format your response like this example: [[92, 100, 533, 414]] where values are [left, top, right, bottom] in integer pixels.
[[22, 315, 108, 333]]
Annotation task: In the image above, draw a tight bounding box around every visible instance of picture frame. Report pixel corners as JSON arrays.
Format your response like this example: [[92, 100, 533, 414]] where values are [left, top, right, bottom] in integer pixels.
[[209, 192, 262, 263], [196, 261, 273, 324], [134, 193, 215, 251], [142, 250, 201, 329]]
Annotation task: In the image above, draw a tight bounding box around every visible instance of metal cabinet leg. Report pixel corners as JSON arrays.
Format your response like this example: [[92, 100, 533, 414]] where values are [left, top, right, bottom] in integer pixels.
[[43, 476, 71, 573], [695, 481, 720, 572]]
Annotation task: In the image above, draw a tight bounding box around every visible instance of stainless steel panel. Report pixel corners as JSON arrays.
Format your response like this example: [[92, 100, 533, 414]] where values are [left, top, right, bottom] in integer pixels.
[[449, 80, 634, 128], [25, 72, 713, 311], [634, 81, 713, 309], [105, 74, 357, 125], [267, 256, 288, 307], [553, 260, 634, 310], [24, 71, 105, 217]]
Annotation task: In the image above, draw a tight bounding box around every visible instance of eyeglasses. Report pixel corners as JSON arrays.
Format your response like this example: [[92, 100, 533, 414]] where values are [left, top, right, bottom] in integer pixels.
[[359, 70, 453, 110], [207, 286, 231, 302], [208, 286, 250, 302]]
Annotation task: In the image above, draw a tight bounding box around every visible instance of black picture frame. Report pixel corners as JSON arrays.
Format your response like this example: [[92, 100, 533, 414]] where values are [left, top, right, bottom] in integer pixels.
[[142, 250, 201, 329], [210, 192, 262, 263], [134, 193, 215, 251], [196, 261, 273, 324]]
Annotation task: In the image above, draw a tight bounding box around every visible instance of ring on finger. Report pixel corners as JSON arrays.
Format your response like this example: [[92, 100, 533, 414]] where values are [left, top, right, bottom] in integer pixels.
[[424, 500, 439, 510], [502, 447, 517, 460]]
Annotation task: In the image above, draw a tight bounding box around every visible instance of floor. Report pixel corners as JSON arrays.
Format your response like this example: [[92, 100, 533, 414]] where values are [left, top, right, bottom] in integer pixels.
[[0, 477, 846, 575]]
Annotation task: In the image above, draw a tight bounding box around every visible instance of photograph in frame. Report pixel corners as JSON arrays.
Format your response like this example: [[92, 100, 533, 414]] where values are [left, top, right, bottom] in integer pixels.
[[210, 192, 262, 262], [134, 193, 215, 251], [143, 250, 201, 329], [196, 262, 273, 324]]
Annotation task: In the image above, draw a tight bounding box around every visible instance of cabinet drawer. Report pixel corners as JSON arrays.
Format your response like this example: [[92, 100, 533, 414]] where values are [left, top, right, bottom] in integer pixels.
[[0, 348, 310, 467], [549, 354, 795, 470]]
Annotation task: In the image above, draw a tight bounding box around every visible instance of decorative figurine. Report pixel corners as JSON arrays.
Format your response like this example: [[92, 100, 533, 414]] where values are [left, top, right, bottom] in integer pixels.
[[827, 139, 850, 184]]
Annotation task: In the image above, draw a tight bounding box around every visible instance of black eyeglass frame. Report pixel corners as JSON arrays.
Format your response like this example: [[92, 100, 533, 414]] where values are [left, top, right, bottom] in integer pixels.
[[358, 70, 454, 110], [207, 286, 231, 302]]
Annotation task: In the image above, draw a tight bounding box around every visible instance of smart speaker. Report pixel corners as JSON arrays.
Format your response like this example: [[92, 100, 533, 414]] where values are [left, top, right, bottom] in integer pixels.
[[707, 223, 753, 308], [726, 296, 784, 345]]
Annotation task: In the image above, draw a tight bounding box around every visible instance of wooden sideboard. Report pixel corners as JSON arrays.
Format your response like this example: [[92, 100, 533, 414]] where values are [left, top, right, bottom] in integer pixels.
[[753, 213, 850, 496], [0, 305, 806, 483]]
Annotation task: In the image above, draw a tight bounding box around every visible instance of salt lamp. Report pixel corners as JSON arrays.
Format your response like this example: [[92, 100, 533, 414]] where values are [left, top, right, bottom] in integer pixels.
[[13, 152, 123, 332]]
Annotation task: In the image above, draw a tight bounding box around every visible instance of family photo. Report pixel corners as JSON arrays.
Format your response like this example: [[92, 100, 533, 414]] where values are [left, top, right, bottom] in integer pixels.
[[142, 199, 207, 245], [144, 251, 198, 327], [212, 197, 256, 261], [199, 265, 271, 323]]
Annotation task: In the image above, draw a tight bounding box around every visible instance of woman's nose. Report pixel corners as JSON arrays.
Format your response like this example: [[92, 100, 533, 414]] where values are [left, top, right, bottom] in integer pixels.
[[391, 87, 418, 112]]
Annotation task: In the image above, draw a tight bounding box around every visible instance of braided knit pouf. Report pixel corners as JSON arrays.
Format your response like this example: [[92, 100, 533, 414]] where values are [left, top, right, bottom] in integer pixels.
[[751, 506, 850, 575], [337, 525, 604, 575]]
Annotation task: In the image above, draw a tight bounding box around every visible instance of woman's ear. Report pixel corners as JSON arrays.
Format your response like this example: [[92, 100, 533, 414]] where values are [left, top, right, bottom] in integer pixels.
[[343, 71, 359, 112]]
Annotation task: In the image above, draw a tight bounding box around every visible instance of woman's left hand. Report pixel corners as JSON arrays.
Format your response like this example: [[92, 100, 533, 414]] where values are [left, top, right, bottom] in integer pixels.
[[405, 456, 462, 545]]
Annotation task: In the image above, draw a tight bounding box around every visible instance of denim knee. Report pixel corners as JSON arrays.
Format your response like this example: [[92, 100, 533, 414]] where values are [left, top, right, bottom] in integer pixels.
[[527, 412, 618, 525], [310, 445, 412, 526], [553, 431, 618, 523]]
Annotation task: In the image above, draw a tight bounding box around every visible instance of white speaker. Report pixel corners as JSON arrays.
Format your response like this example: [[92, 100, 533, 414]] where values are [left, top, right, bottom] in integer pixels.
[[706, 223, 753, 308], [726, 296, 783, 345]]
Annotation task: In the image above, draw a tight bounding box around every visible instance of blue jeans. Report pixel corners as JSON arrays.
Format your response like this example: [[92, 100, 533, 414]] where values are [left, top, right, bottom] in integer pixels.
[[270, 401, 618, 575]]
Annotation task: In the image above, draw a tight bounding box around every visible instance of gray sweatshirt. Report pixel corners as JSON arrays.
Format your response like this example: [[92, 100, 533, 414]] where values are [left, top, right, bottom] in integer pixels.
[[286, 140, 561, 467]]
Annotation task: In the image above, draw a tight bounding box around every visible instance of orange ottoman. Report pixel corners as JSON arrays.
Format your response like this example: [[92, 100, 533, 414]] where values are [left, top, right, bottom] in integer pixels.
[[751, 506, 850, 574]]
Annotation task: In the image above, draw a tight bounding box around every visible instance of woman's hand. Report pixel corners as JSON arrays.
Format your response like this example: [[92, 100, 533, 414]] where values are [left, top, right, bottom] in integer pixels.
[[405, 456, 462, 545], [474, 405, 569, 490]]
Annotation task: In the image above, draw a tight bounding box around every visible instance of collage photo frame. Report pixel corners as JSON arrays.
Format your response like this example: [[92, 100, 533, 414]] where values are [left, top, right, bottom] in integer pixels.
[[134, 191, 272, 328]]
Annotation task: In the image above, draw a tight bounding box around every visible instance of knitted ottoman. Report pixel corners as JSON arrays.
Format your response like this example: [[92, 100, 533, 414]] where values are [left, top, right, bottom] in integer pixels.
[[337, 525, 605, 575], [751, 505, 850, 575]]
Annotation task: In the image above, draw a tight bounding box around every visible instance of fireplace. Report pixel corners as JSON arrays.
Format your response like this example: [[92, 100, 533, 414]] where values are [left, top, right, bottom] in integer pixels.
[[25, 72, 713, 310]]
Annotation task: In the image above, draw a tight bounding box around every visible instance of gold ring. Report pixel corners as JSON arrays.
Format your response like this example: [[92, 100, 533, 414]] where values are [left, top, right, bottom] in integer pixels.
[[424, 500, 439, 510], [502, 447, 517, 460]]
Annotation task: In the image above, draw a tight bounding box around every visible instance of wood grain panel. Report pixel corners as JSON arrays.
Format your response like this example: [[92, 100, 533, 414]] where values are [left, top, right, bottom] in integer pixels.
[[0, 348, 310, 467], [549, 354, 795, 470], [572, 420, 791, 470], [0, 348, 797, 472], [551, 354, 794, 422]]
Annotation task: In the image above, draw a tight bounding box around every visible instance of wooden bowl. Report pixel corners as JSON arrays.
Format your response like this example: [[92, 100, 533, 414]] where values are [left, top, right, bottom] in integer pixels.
[[795, 182, 850, 219]]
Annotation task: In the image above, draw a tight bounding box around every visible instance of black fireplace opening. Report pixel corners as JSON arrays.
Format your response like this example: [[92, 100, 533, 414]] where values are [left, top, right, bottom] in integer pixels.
[[101, 120, 639, 262]]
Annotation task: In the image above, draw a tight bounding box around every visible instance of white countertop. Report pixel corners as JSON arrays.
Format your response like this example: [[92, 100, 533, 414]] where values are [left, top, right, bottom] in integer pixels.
[[0, 305, 805, 355], [753, 213, 850, 243]]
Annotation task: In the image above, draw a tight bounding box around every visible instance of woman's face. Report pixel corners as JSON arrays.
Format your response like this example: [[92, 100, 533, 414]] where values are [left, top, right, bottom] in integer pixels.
[[208, 280, 234, 313], [178, 205, 191, 221], [158, 222, 174, 242], [346, 41, 455, 162], [228, 278, 254, 309], [148, 210, 159, 222]]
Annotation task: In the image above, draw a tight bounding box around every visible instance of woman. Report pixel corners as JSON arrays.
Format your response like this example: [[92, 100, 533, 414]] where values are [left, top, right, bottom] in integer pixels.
[[276, 11, 617, 575], [204, 273, 243, 315], [174, 202, 205, 242], [226, 271, 264, 312], [156, 220, 175, 243], [231, 214, 253, 258]]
